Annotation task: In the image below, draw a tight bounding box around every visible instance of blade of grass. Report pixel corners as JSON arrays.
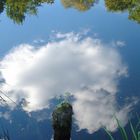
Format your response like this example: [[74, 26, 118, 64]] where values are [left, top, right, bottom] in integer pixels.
[[130, 121, 138, 140], [115, 117, 128, 140], [138, 131, 140, 140], [103, 127, 115, 140], [136, 113, 140, 130]]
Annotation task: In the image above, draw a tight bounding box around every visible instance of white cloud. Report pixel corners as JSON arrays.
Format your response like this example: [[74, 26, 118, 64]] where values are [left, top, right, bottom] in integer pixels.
[[112, 40, 126, 48], [0, 32, 132, 133], [33, 39, 46, 44], [73, 89, 133, 133], [116, 41, 126, 47], [0, 111, 11, 120]]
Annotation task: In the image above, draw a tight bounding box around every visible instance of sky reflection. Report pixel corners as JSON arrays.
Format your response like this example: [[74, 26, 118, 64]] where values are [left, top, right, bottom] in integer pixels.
[[0, 0, 140, 140], [0, 0, 140, 24]]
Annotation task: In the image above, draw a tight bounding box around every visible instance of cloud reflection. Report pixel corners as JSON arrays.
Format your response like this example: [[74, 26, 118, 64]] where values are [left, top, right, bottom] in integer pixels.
[[0, 32, 135, 133]]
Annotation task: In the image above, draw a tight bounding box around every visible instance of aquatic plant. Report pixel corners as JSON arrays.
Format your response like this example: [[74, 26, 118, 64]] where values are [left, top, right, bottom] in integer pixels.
[[104, 115, 140, 140]]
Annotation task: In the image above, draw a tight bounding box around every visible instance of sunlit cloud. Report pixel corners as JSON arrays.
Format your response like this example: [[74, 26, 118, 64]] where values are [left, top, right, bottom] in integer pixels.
[[73, 89, 135, 133], [0, 32, 134, 133]]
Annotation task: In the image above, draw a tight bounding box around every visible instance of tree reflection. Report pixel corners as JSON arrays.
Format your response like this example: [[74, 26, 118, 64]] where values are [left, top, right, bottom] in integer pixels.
[[0, 0, 5, 14], [61, 0, 97, 11], [128, 1, 140, 23], [105, 0, 140, 24], [105, 0, 132, 11], [0, 0, 54, 24], [0, 0, 140, 24]]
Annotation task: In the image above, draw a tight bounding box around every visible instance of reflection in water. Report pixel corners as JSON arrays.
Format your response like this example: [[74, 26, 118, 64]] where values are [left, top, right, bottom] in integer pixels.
[[0, 0, 54, 24], [0, 32, 131, 133], [0, 0, 140, 24], [61, 0, 96, 11], [0, 0, 5, 14], [105, 0, 140, 24]]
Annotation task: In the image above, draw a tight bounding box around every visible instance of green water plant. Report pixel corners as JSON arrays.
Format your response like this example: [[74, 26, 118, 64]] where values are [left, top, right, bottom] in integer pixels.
[[104, 115, 140, 140]]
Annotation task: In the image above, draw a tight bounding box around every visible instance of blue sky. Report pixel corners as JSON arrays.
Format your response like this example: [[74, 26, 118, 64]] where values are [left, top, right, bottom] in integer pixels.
[[0, 0, 140, 57]]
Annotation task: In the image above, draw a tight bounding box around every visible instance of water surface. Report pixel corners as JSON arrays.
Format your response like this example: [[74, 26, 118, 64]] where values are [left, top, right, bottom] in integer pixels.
[[0, 0, 140, 140]]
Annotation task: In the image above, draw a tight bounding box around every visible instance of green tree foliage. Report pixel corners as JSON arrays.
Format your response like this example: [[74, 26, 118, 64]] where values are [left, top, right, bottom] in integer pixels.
[[61, 0, 97, 11], [0, 0, 140, 24], [105, 0, 140, 24], [0, 0, 54, 24], [105, 0, 132, 12], [0, 0, 5, 14], [128, 0, 140, 23]]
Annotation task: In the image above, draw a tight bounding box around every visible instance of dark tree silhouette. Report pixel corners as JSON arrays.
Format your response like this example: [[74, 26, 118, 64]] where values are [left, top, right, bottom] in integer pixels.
[[0, 0, 5, 14]]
